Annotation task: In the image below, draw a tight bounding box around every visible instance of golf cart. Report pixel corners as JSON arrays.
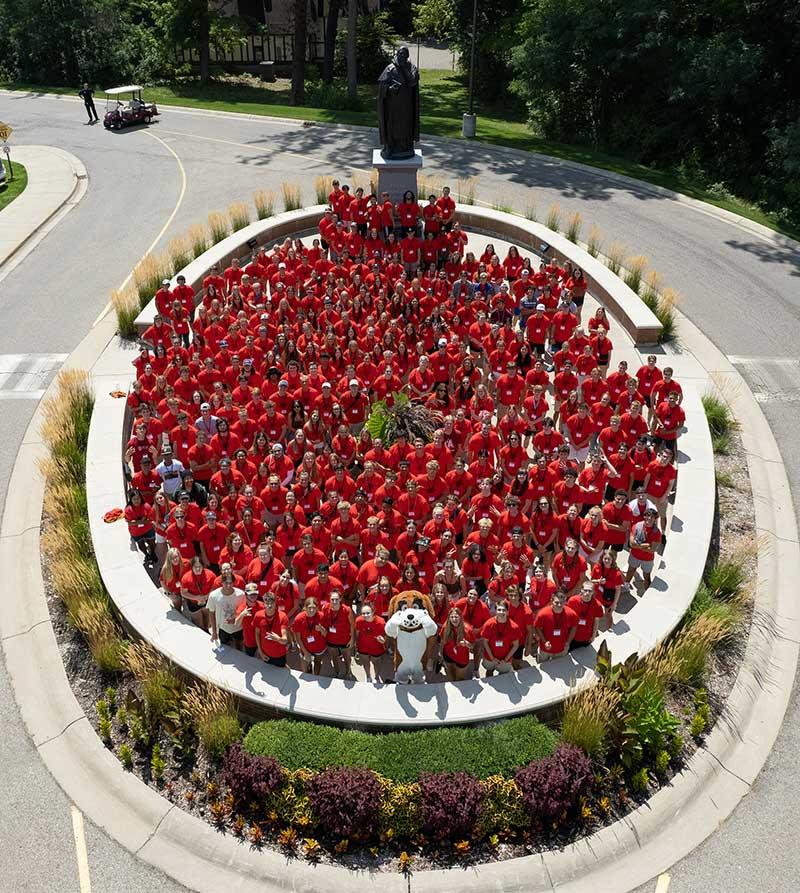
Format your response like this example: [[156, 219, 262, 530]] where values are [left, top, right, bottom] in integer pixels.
[[103, 86, 159, 130]]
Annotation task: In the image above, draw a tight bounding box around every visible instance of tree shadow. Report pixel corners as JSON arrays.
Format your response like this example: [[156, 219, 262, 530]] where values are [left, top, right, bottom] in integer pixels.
[[724, 238, 800, 278]]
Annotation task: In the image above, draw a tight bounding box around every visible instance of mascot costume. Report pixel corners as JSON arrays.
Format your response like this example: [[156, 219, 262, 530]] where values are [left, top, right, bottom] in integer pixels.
[[384, 590, 438, 683]]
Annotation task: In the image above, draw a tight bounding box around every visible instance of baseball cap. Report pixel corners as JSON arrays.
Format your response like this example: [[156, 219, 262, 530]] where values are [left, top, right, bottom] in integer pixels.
[[206, 511, 217, 520], [349, 378, 359, 386], [200, 402, 210, 410], [161, 279, 170, 286], [536, 303, 546, 311], [438, 338, 447, 347], [322, 382, 331, 389]]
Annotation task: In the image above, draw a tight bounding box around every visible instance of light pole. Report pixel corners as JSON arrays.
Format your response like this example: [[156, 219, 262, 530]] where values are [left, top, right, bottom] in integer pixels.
[[462, 0, 478, 138]]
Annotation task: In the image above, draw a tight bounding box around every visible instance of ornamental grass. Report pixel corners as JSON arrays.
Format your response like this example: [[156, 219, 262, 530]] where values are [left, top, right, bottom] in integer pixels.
[[560, 682, 621, 756], [254, 189, 275, 220], [524, 196, 538, 221], [183, 680, 243, 758], [227, 200, 251, 232], [623, 254, 649, 294], [187, 223, 208, 258], [207, 210, 229, 244], [565, 211, 583, 243], [132, 252, 169, 307], [544, 201, 562, 232], [314, 175, 333, 205], [111, 287, 140, 339], [586, 224, 602, 257], [605, 241, 627, 275], [456, 176, 477, 205], [167, 234, 192, 275], [281, 182, 302, 211]]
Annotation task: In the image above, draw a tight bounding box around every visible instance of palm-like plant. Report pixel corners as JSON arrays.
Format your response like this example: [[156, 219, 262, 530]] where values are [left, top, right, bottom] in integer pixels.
[[365, 392, 442, 444]]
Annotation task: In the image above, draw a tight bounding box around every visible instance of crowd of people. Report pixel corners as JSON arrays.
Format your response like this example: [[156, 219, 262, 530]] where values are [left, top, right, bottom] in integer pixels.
[[122, 180, 684, 683]]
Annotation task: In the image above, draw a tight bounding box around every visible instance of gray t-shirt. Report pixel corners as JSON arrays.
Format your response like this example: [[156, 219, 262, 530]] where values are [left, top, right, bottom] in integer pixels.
[[207, 587, 244, 634], [156, 458, 185, 495]]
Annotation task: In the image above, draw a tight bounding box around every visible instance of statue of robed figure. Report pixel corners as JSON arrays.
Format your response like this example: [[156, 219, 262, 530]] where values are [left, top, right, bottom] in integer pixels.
[[377, 47, 420, 160]]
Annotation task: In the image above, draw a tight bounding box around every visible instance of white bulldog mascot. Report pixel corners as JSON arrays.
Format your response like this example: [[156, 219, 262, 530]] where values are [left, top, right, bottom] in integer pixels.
[[385, 590, 438, 684]]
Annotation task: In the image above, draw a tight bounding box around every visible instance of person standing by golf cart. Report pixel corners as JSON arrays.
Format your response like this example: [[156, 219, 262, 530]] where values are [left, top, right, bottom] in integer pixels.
[[79, 83, 98, 123]]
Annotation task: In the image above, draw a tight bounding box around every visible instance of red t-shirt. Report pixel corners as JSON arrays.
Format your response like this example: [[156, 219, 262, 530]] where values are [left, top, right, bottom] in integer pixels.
[[355, 614, 387, 656], [566, 595, 605, 643], [440, 622, 476, 666], [480, 617, 523, 660], [291, 610, 327, 654], [255, 609, 289, 658], [320, 603, 353, 647], [534, 605, 579, 653], [644, 460, 677, 499]]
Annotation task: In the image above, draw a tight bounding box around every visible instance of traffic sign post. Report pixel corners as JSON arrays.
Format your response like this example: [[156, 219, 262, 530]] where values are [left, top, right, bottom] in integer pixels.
[[0, 122, 12, 181]]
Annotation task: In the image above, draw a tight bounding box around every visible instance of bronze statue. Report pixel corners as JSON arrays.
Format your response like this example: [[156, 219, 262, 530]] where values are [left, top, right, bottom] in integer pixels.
[[377, 47, 420, 160]]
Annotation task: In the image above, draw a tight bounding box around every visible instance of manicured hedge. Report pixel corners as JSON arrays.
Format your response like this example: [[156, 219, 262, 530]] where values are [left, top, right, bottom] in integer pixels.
[[243, 715, 558, 782]]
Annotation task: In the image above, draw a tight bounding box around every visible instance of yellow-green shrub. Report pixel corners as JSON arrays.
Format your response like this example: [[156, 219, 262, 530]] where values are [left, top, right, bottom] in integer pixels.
[[377, 776, 421, 838], [477, 775, 528, 836]]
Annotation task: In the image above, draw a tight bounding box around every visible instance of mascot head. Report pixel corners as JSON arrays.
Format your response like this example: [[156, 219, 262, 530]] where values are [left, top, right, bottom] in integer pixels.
[[387, 589, 434, 631]]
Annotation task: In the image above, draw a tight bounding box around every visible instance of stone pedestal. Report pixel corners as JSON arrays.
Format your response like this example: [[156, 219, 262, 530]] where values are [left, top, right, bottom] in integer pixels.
[[372, 148, 423, 203]]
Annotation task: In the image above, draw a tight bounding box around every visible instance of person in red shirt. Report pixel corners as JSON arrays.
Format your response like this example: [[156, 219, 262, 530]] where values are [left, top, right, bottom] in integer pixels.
[[197, 512, 229, 571], [440, 607, 476, 681], [124, 490, 158, 565], [627, 508, 661, 588], [320, 590, 355, 678], [480, 601, 522, 675], [252, 589, 290, 666], [567, 582, 605, 650], [652, 391, 685, 449], [643, 447, 677, 532], [551, 537, 587, 596], [291, 597, 328, 674], [533, 590, 579, 660], [355, 603, 387, 682], [435, 186, 456, 230], [591, 548, 625, 630], [180, 555, 216, 630], [505, 586, 534, 668], [236, 584, 263, 658], [602, 489, 633, 552]]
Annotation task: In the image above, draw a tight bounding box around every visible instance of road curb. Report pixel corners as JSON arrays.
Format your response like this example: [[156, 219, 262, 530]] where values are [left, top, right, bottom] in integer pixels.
[[1, 88, 797, 256], [0, 223, 798, 890], [0, 144, 88, 281]]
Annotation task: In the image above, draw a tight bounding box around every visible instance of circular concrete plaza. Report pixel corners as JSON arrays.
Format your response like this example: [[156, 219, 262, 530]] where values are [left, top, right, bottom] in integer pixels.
[[86, 203, 714, 728]]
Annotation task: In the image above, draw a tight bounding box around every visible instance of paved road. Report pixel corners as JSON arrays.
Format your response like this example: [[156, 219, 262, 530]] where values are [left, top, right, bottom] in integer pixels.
[[0, 92, 799, 892]]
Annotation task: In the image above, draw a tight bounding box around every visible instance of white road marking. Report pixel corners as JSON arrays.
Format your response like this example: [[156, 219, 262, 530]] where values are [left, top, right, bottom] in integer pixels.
[[0, 353, 68, 397], [70, 805, 92, 893], [728, 356, 799, 367], [91, 129, 188, 327], [729, 355, 800, 404], [654, 874, 670, 893]]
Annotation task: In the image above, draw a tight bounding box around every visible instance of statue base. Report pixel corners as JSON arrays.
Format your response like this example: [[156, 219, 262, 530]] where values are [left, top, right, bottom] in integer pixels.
[[372, 148, 423, 205]]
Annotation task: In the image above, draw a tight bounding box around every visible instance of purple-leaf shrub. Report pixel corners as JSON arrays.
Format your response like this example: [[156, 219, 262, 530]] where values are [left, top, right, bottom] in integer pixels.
[[514, 744, 594, 821], [222, 743, 283, 804], [307, 767, 382, 839], [418, 771, 485, 839]]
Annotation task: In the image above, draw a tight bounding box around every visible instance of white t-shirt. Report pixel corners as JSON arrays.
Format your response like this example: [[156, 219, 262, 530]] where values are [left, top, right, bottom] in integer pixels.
[[156, 458, 186, 495], [207, 587, 244, 633]]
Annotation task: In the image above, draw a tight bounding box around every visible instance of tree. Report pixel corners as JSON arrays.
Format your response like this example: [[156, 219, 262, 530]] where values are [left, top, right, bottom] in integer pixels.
[[322, 0, 341, 83], [346, 0, 358, 100], [291, 0, 308, 105]]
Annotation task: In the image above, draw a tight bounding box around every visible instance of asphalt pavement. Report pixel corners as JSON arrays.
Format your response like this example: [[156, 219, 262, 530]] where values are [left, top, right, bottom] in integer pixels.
[[0, 91, 799, 892]]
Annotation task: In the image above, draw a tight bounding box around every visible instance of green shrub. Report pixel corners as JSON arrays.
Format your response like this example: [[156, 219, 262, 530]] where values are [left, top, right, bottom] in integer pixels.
[[560, 683, 620, 756], [654, 750, 671, 775], [705, 558, 746, 600], [477, 775, 529, 835], [244, 716, 558, 782], [655, 298, 676, 343], [141, 668, 182, 727], [702, 393, 734, 439], [119, 742, 134, 769], [687, 581, 715, 622], [378, 776, 422, 837], [150, 743, 165, 782], [620, 678, 680, 767], [198, 714, 243, 759], [306, 80, 364, 112], [630, 766, 649, 793]]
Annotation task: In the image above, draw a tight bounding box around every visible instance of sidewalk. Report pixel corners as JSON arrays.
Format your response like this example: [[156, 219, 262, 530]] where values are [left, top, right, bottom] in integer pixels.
[[0, 145, 87, 275]]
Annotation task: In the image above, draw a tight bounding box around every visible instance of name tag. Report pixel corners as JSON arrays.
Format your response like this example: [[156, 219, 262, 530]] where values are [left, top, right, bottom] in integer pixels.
[[329, 625, 337, 634], [578, 619, 587, 626], [307, 635, 316, 643], [552, 629, 562, 636], [495, 640, 504, 649]]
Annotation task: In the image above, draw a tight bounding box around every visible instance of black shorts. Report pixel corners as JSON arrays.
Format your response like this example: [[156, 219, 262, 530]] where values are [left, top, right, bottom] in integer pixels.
[[183, 598, 207, 613], [609, 542, 625, 553], [443, 652, 469, 669], [265, 653, 287, 667], [132, 530, 155, 544], [513, 645, 525, 660], [219, 628, 243, 646], [551, 340, 564, 352], [573, 295, 585, 308], [328, 643, 350, 653], [597, 354, 610, 366], [357, 650, 385, 660], [569, 638, 590, 652], [244, 644, 257, 657]]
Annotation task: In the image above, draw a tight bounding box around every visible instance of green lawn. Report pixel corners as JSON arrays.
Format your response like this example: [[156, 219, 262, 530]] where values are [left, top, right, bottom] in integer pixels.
[[0, 160, 28, 212], [2, 71, 794, 239]]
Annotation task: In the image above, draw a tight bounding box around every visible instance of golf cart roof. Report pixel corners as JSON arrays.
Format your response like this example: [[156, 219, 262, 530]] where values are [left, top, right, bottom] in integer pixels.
[[105, 85, 143, 95]]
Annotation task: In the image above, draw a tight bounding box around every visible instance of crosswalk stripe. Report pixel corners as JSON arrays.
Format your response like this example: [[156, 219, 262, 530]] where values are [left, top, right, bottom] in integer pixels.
[[0, 353, 68, 395]]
